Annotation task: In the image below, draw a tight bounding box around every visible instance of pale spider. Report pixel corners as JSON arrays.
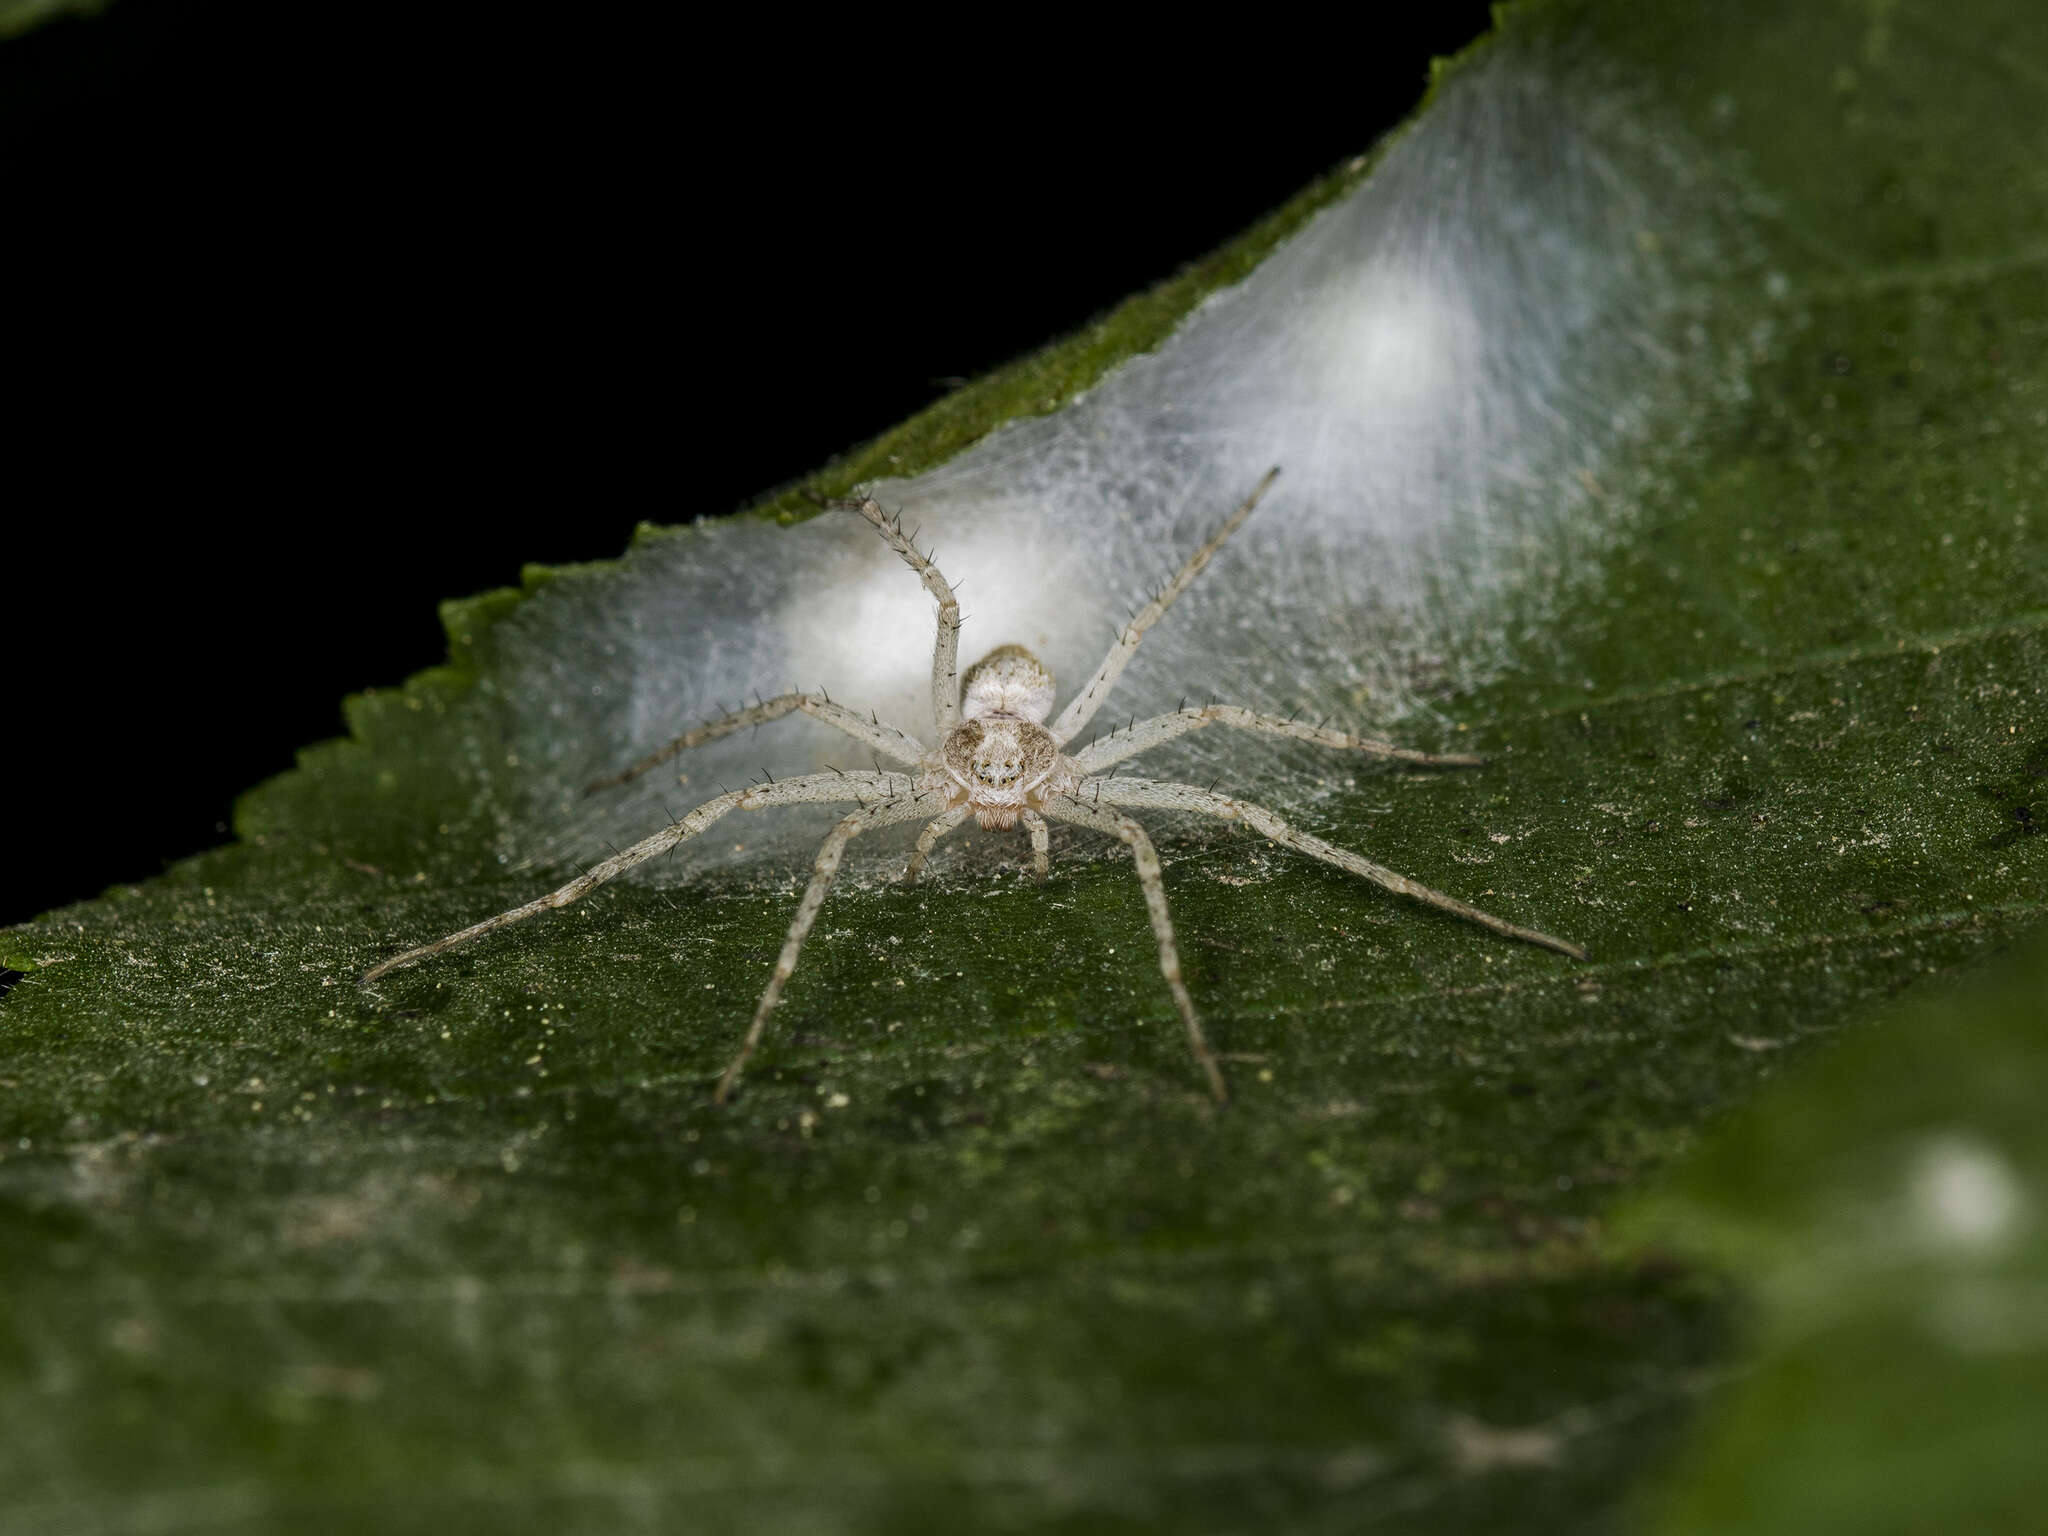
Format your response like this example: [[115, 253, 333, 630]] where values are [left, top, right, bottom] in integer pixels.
[[362, 468, 1586, 1102]]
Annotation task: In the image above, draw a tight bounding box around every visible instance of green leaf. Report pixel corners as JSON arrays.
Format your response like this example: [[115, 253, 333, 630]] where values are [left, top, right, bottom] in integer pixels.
[[0, 0, 108, 42], [1623, 930, 2048, 1535], [4, 2, 2045, 1531]]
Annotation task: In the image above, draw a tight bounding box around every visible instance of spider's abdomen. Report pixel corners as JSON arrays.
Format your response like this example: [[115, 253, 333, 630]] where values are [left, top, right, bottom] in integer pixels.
[[961, 645, 1056, 724]]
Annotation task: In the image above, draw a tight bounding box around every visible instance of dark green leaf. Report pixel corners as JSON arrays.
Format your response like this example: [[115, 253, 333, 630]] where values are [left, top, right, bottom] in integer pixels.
[[4, 2, 2045, 1531], [1625, 931, 2048, 1535]]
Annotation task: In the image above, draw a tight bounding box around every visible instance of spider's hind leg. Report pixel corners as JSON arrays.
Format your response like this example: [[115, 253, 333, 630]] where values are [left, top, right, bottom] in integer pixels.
[[1087, 776, 1588, 961], [1071, 703, 1484, 776], [585, 693, 925, 794]]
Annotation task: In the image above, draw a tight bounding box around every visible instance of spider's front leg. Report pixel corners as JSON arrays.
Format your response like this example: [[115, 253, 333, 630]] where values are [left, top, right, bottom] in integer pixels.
[[1038, 794, 1229, 1103], [902, 806, 1049, 886], [717, 787, 951, 1102], [903, 807, 969, 883], [816, 493, 964, 734], [360, 771, 908, 984], [1049, 467, 1280, 744]]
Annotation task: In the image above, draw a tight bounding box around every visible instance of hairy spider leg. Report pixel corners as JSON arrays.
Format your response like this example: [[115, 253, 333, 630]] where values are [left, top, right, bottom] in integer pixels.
[[586, 692, 926, 794], [905, 806, 1049, 885], [359, 772, 908, 984], [820, 494, 964, 735], [1048, 467, 1282, 745], [1020, 809, 1051, 881], [903, 807, 970, 883], [1039, 794, 1230, 1104], [1073, 703, 1485, 776], [1089, 776, 1588, 960], [716, 788, 951, 1103]]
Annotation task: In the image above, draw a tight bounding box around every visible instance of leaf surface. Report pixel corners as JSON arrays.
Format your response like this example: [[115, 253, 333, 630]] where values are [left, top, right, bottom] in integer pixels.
[[1626, 931, 2048, 1535], [4, 2, 2046, 1531]]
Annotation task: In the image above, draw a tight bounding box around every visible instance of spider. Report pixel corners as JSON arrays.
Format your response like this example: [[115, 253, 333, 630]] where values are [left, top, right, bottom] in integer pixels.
[[361, 468, 1586, 1103]]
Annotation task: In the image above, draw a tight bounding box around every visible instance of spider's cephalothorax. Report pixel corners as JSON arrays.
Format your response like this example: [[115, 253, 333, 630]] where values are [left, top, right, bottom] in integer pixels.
[[928, 645, 1078, 829], [364, 467, 1588, 1106]]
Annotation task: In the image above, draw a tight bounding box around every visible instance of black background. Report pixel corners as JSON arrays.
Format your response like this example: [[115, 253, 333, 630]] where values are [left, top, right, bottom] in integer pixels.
[[2, 2, 1496, 929]]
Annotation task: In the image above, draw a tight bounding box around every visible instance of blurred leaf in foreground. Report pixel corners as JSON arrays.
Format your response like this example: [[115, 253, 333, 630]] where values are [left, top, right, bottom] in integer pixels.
[[1628, 929, 2048, 1535]]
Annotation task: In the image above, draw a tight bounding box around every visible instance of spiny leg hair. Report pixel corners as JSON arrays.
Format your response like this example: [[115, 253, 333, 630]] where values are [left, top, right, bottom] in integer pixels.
[[813, 493, 963, 734], [716, 788, 951, 1103], [1073, 703, 1484, 776], [586, 692, 926, 794], [361, 771, 911, 984], [1040, 795, 1229, 1102], [1048, 466, 1281, 744], [1088, 776, 1589, 961]]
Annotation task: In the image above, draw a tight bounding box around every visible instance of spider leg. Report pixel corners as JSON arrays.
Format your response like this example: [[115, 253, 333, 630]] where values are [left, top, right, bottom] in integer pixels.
[[1039, 795, 1229, 1104], [1086, 776, 1588, 960], [360, 771, 907, 983], [586, 692, 927, 793], [817, 494, 963, 734], [1048, 467, 1280, 744], [903, 806, 969, 883], [1021, 809, 1050, 881], [1073, 704, 1483, 775], [716, 788, 949, 1103]]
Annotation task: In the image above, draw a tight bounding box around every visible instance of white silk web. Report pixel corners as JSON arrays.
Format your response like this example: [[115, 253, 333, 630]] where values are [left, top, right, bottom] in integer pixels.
[[483, 33, 1766, 881]]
